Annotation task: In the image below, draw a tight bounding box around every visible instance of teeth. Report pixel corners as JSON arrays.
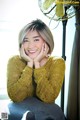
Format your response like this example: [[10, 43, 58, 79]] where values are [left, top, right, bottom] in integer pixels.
[[28, 50, 36, 53], [29, 51, 35, 52]]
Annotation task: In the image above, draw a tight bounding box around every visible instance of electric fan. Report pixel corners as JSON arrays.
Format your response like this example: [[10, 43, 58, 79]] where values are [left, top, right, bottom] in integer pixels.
[[38, 0, 80, 112], [38, 0, 80, 21]]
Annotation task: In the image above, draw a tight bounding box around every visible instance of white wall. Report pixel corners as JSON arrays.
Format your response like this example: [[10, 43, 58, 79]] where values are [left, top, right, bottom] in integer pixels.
[[0, 0, 75, 117]]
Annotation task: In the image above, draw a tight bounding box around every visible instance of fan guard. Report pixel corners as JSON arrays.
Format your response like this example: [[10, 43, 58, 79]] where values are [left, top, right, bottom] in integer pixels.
[[38, 0, 80, 21]]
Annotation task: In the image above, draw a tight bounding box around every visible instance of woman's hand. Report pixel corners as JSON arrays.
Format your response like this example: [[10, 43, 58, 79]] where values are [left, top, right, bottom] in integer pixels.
[[34, 43, 49, 68], [34, 43, 49, 62], [20, 45, 33, 67]]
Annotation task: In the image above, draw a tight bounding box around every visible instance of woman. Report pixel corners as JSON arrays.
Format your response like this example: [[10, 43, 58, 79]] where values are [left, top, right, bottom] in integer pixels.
[[7, 19, 65, 103]]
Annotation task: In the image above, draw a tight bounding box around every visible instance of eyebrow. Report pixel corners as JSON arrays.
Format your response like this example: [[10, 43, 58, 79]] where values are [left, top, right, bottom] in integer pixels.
[[24, 36, 40, 39], [33, 36, 40, 38]]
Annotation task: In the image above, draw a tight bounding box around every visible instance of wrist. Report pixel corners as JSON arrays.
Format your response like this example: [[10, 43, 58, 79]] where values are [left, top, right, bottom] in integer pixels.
[[34, 61, 40, 68], [27, 61, 33, 68]]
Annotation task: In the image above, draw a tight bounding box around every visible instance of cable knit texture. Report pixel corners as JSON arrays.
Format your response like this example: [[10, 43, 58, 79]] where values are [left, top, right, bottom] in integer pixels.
[[7, 55, 65, 103]]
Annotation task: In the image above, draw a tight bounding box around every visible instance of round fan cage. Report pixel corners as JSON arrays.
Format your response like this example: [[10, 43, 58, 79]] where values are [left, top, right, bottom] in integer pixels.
[[38, 0, 80, 21]]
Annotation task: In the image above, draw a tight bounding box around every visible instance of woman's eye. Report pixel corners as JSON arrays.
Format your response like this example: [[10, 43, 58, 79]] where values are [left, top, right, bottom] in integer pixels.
[[23, 39, 29, 43], [34, 39, 39, 41]]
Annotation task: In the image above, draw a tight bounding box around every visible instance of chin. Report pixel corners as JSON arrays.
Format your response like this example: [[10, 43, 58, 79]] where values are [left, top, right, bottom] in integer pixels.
[[29, 55, 37, 59], [28, 52, 39, 59], [28, 51, 40, 59]]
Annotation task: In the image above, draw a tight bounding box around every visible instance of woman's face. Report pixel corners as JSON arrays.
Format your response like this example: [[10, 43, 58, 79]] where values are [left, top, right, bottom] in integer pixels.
[[22, 30, 46, 59]]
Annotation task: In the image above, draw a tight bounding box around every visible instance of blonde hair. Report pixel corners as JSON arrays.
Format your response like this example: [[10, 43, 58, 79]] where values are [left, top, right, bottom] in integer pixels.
[[18, 19, 54, 54]]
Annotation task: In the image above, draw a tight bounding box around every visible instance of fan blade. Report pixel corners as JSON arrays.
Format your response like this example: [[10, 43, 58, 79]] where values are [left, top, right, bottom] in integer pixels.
[[43, 0, 55, 10], [56, 2, 64, 17]]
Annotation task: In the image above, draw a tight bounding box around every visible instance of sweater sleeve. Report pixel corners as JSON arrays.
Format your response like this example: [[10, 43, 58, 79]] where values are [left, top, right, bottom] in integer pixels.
[[7, 56, 34, 102], [34, 58, 65, 103]]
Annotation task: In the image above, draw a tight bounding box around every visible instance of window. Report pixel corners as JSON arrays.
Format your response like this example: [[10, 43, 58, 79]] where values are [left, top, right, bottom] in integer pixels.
[[0, 0, 75, 116], [0, 0, 62, 89], [0, 0, 63, 103]]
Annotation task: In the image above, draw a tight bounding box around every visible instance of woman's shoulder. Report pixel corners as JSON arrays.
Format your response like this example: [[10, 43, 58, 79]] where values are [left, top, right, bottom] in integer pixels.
[[49, 56, 65, 70], [8, 55, 20, 61], [50, 56, 64, 61], [8, 55, 26, 65], [50, 56, 65, 65]]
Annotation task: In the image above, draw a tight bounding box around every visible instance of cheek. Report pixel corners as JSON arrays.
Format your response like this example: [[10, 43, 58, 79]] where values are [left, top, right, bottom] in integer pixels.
[[37, 41, 44, 48], [37, 44, 42, 51], [23, 43, 28, 49]]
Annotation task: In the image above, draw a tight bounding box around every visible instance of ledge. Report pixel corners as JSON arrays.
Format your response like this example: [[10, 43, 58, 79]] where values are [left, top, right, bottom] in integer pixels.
[[0, 88, 9, 100]]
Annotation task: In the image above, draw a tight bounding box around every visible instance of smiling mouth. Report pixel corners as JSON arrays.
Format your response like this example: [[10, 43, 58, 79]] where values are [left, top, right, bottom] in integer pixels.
[[25, 49, 37, 55], [28, 50, 36, 53], [28, 51, 38, 55]]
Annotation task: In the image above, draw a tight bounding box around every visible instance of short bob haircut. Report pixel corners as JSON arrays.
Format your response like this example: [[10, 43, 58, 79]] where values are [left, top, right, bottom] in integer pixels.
[[18, 19, 54, 54]]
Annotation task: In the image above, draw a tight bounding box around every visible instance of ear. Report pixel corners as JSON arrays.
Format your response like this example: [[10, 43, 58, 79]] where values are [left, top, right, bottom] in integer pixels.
[[45, 42, 50, 53]]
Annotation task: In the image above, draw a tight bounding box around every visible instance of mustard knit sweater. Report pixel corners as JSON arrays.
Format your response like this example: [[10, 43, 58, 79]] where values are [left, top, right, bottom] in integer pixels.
[[7, 55, 65, 103]]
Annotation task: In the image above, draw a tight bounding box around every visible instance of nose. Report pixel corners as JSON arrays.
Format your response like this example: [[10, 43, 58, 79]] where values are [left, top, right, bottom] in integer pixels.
[[28, 41, 34, 49]]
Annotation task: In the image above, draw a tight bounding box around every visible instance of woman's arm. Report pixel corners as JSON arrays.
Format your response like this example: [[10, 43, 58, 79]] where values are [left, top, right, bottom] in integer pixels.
[[34, 58, 65, 103], [7, 56, 34, 102]]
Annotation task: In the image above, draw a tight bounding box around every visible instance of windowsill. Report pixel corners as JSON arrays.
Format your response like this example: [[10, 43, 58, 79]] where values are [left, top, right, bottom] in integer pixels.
[[0, 88, 9, 100]]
